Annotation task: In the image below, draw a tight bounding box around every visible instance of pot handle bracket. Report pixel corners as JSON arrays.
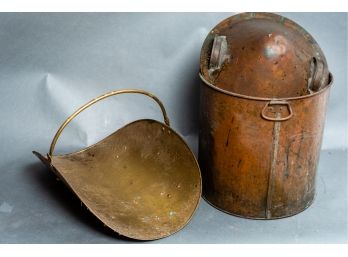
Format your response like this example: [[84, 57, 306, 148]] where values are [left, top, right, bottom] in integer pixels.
[[208, 35, 229, 77], [261, 100, 293, 121], [307, 57, 329, 93]]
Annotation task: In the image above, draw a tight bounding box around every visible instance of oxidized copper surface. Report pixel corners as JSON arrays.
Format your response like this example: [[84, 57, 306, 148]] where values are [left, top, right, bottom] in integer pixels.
[[199, 13, 332, 219], [200, 12, 329, 98]]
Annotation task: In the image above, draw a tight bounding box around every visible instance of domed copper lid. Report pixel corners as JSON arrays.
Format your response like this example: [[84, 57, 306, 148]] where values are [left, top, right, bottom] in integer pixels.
[[200, 12, 330, 98]]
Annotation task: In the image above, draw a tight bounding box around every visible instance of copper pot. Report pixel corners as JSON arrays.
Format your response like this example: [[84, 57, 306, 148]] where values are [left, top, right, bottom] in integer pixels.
[[199, 12, 333, 219]]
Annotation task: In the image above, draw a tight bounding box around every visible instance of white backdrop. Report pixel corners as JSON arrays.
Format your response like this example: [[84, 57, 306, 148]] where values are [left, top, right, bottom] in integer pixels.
[[0, 13, 346, 243]]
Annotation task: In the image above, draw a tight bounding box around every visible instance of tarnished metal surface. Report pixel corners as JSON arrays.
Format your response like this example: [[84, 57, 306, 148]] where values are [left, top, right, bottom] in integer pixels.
[[33, 90, 201, 240], [200, 12, 329, 98], [199, 13, 333, 219]]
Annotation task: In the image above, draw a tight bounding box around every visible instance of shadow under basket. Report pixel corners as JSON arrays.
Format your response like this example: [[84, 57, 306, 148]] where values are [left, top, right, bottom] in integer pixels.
[[33, 89, 201, 240]]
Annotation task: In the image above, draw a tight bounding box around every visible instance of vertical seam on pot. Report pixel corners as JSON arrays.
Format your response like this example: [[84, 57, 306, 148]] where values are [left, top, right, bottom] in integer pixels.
[[266, 113, 281, 219]]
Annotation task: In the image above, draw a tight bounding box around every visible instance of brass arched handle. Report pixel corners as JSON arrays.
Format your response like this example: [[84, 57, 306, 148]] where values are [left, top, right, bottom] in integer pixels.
[[48, 89, 170, 160]]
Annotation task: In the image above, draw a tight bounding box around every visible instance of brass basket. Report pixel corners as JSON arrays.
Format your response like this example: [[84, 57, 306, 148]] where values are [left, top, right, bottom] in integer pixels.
[[33, 89, 201, 240]]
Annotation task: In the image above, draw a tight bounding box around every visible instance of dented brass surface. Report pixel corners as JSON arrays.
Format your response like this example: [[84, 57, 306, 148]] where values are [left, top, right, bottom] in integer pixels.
[[33, 90, 201, 240], [199, 13, 333, 219]]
